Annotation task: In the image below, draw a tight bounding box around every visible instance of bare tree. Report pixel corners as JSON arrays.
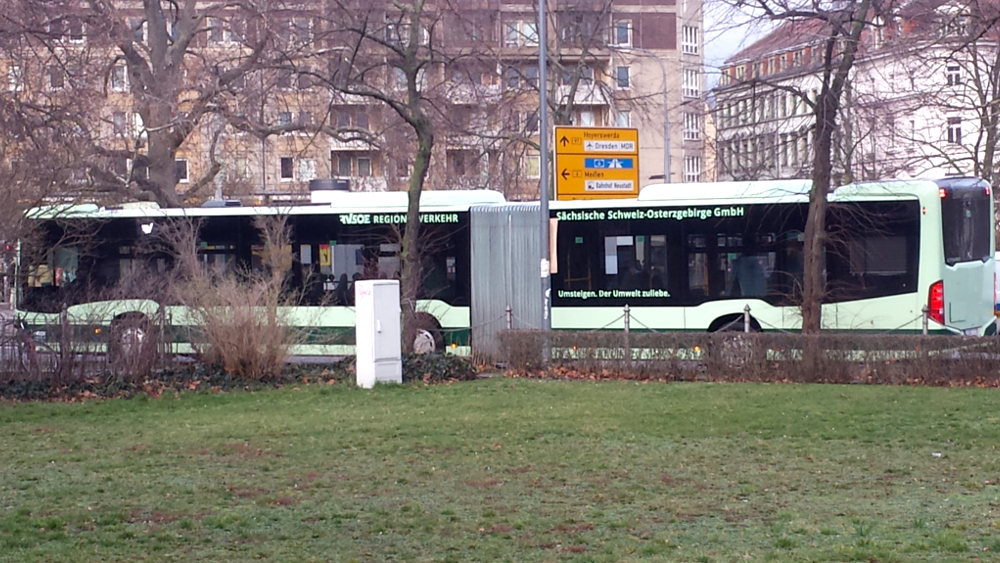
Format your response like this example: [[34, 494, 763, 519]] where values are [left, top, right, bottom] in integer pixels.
[[716, 0, 878, 333], [0, 0, 282, 207]]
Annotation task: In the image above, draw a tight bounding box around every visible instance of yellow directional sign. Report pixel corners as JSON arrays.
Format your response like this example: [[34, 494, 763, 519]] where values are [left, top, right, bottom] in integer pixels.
[[554, 126, 640, 200]]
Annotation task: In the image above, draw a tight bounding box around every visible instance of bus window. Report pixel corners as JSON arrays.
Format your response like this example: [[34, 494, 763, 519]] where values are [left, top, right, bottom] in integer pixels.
[[28, 247, 78, 288], [648, 235, 668, 289], [942, 190, 991, 265], [826, 200, 919, 301], [198, 243, 236, 274], [561, 235, 593, 290], [725, 254, 770, 297], [783, 231, 805, 299], [378, 243, 401, 278], [332, 243, 364, 278], [849, 236, 907, 275], [687, 234, 708, 298], [602, 234, 668, 291]]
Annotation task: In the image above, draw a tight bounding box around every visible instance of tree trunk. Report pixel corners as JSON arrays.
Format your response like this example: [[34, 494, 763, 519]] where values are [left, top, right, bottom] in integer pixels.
[[801, 98, 836, 334], [399, 125, 433, 353]]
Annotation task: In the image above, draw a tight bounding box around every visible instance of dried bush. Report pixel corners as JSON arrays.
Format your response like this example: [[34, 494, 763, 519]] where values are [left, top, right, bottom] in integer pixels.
[[165, 216, 304, 381], [0, 267, 172, 386], [499, 329, 1000, 386]]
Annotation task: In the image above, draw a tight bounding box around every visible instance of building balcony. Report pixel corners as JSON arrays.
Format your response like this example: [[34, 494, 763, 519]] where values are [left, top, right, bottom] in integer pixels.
[[445, 83, 502, 105], [329, 138, 376, 151], [556, 83, 608, 106]]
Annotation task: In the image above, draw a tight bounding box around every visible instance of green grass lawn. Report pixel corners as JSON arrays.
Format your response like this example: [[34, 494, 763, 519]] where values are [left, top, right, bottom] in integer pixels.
[[2, 379, 1000, 562]]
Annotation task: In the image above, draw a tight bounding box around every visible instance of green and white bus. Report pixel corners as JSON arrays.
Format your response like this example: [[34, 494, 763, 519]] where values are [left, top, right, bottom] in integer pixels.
[[15, 189, 505, 356], [549, 178, 996, 335]]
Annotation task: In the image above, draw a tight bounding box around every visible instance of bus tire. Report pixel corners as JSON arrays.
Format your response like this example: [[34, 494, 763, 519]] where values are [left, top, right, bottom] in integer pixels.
[[708, 314, 761, 333], [109, 314, 155, 372], [708, 314, 761, 368], [413, 313, 445, 354]]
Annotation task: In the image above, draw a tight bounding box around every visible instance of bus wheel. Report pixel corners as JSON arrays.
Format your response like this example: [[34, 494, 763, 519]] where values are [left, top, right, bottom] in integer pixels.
[[109, 314, 154, 372], [708, 314, 761, 333], [413, 314, 445, 354], [708, 314, 761, 368]]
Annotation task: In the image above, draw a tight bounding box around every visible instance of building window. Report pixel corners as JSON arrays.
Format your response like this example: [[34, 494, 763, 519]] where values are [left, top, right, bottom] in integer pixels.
[[683, 156, 702, 182], [133, 112, 146, 140], [68, 17, 85, 43], [393, 67, 407, 89], [47, 66, 65, 90], [357, 157, 372, 177], [280, 157, 294, 180], [616, 66, 630, 89], [947, 117, 962, 144], [683, 68, 700, 98], [130, 19, 146, 42], [943, 15, 968, 37], [208, 17, 235, 44], [7, 64, 22, 92], [524, 65, 539, 87], [334, 154, 351, 176], [616, 110, 631, 127], [175, 159, 189, 183], [505, 66, 520, 89], [112, 111, 126, 135], [231, 157, 249, 179], [277, 111, 293, 127], [279, 17, 313, 47], [682, 26, 699, 54], [110, 64, 127, 92], [612, 21, 631, 46], [683, 113, 701, 141], [946, 64, 961, 86], [298, 158, 316, 182], [524, 111, 540, 132], [504, 20, 538, 47], [526, 154, 540, 178]]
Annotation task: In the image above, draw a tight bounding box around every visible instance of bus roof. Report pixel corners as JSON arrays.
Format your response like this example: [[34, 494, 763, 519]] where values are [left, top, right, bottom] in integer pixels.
[[26, 189, 507, 220], [574, 178, 978, 209]]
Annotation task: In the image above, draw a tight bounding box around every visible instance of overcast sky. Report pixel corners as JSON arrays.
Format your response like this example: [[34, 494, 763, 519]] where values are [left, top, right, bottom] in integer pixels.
[[703, 2, 773, 89]]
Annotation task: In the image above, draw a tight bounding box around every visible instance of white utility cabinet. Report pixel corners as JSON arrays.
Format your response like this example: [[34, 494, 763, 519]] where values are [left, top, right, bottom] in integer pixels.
[[355, 279, 402, 388]]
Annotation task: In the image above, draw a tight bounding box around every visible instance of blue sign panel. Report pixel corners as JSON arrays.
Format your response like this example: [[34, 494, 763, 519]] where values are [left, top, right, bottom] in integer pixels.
[[584, 157, 634, 169]]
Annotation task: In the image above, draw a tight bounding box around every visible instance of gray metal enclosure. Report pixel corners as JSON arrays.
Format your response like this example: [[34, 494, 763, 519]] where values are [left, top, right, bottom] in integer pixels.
[[469, 203, 543, 361]]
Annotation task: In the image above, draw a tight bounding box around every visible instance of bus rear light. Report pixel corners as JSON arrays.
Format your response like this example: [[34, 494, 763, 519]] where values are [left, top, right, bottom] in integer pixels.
[[939, 187, 948, 199], [928, 280, 945, 325], [986, 185, 992, 196]]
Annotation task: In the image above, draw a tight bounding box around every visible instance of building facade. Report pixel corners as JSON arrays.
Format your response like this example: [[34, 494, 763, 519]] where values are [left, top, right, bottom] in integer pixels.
[[0, 0, 706, 205], [713, 0, 1000, 184]]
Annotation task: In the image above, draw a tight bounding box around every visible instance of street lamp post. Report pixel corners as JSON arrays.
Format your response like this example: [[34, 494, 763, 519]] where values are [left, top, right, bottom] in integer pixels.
[[538, 0, 551, 330]]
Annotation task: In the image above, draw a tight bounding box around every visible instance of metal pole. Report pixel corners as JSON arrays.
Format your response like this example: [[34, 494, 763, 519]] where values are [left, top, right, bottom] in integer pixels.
[[922, 305, 929, 336], [623, 304, 631, 362], [744, 304, 751, 333], [657, 57, 670, 183], [538, 0, 551, 330], [506, 305, 513, 330]]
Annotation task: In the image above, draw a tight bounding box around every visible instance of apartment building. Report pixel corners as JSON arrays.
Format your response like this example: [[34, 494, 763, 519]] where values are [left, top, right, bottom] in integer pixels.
[[1, 0, 705, 204], [713, 0, 1000, 184]]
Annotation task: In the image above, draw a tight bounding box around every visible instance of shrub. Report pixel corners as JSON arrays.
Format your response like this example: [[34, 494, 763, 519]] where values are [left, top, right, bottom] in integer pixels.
[[166, 217, 304, 381], [402, 353, 477, 383]]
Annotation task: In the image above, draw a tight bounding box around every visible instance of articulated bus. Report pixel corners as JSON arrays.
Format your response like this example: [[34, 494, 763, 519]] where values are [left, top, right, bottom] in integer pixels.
[[547, 178, 995, 335], [15, 189, 505, 355]]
